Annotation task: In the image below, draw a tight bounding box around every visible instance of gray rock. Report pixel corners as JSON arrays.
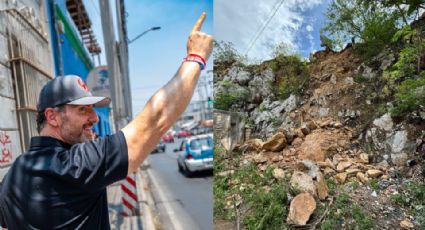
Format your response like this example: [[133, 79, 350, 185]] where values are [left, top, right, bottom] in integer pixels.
[[235, 69, 251, 86], [373, 113, 394, 132], [281, 94, 297, 112], [361, 64, 377, 79], [391, 152, 408, 166], [290, 171, 317, 196], [319, 107, 330, 117], [377, 52, 395, 71], [301, 160, 320, 179], [330, 74, 337, 84], [344, 77, 354, 85], [390, 130, 408, 153]]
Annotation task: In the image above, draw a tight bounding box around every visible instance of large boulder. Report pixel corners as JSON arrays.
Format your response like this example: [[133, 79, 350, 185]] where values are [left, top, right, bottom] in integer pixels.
[[262, 132, 287, 152], [287, 193, 317, 225], [298, 129, 350, 162]]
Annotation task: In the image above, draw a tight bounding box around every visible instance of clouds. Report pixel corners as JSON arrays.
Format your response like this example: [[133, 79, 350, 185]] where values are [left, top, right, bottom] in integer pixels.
[[215, 0, 329, 62]]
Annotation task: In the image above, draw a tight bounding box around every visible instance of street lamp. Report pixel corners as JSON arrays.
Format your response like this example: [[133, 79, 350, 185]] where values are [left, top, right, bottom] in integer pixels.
[[128, 26, 161, 44]]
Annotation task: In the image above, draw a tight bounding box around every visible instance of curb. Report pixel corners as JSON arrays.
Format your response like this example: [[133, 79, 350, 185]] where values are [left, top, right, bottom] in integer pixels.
[[138, 159, 160, 230]]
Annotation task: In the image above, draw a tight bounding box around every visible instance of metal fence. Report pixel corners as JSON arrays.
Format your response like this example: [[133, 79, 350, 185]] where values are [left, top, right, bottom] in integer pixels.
[[0, 8, 52, 151]]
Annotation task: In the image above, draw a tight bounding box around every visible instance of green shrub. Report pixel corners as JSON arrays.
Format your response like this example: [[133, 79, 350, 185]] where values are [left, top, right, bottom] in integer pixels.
[[391, 72, 425, 117], [215, 92, 238, 111], [215, 80, 251, 111], [354, 74, 369, 83], [271, 54, 309, 100], [214, 41, 246, 65], [369, 179, 379, 190], [355, 12, 398, 62], [320, 193, 374, 230]]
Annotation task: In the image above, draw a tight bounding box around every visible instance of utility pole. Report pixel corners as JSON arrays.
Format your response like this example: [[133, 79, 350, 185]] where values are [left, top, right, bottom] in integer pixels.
[[98, 0, 126, 129], [116, 0, 133, 121]]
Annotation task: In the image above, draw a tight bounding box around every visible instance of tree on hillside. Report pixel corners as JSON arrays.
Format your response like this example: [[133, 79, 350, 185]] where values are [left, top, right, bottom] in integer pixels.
[[380, 0, 425, 25], [322, 0, 399, 60], [213, 41, 245, 66]]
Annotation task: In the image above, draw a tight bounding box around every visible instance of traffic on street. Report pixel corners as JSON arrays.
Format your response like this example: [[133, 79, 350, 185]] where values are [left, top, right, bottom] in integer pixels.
[[147, 136, 213, 230]]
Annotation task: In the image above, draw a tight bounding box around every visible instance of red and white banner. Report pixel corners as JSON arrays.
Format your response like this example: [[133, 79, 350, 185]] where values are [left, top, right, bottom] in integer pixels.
[[121, 174, 139, 216]]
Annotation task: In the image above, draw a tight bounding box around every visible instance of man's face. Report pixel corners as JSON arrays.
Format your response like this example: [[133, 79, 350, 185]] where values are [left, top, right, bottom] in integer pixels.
[[57, 105, 99, 145]]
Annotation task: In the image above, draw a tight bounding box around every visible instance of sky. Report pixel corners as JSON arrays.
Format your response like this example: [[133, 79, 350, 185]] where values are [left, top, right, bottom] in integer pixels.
[[83, 0, 331, 116], [84, 0, 213, 118], [215, 0, 332, 62]]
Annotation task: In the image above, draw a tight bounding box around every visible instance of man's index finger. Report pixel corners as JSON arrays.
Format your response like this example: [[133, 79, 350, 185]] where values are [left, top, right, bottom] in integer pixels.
[[192, 12, 206, 32]]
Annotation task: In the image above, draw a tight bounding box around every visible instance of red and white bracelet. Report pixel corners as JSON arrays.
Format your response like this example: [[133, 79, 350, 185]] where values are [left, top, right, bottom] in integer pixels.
[[184, 54, 206, 70]]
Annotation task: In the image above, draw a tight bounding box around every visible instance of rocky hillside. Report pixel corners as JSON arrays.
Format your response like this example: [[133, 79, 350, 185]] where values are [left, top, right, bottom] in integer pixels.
[[214, 17, 425, 230]]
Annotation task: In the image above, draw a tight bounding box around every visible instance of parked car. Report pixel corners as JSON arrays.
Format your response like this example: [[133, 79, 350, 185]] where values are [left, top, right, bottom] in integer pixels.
[[176, 130, 192, 138], [151, 140, 166, 153], [176, 134, 213, 177], [162, 133, 174, 143]]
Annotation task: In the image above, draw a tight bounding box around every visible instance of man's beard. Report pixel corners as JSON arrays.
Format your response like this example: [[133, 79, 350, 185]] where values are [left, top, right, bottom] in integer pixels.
[[59, 114, 94, 145]]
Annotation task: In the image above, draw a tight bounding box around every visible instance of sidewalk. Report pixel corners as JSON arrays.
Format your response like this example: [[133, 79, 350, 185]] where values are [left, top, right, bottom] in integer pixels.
[[107, 162, 158, 230]]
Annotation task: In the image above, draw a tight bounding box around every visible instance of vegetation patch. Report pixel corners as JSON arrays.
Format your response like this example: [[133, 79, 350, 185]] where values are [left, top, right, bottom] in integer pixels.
[[391, 72, 425, 117], [320, 193, 374, 230], [214, 144, 290, 229], [390, 181, 425, 229], [271, 54, 310, 100]]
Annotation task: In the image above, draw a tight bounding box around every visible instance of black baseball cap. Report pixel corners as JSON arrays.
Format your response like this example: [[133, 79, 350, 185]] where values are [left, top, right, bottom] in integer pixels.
[[37, 75, 111, 112]]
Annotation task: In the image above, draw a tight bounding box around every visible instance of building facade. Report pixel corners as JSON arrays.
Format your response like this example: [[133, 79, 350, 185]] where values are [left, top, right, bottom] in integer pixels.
[[46, 0, 111, 137]]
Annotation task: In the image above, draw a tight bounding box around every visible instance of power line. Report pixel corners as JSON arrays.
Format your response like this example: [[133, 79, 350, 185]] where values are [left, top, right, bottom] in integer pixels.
[[244, 0, 281, 52], [244, 0, 285, 56]]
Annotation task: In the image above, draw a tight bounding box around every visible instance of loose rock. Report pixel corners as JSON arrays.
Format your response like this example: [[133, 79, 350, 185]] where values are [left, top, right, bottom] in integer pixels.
[[400, 219, 414, 229], [296, 160, 320, 179], [290, 171, 317, 197], [273, 168, 285, 179], [300, 124, 310, 135], [315, 172, 328, 200], [367, 169, 383, 178], [262, 133, 287, 152], [359, 153, 369, 164], [287, 193, 317, 225], [335, 172, 347, 184], [337, 161, 352, 172], [356, 172, 369, 183], [245, 139, 264, 151]]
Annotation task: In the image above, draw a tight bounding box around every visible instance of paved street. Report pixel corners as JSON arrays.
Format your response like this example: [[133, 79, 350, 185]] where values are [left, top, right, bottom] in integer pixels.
[[148, 138, 213, 230]]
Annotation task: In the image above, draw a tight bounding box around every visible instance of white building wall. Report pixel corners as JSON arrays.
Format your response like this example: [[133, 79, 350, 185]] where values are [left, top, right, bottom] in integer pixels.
[[0, 0, 50, 181]]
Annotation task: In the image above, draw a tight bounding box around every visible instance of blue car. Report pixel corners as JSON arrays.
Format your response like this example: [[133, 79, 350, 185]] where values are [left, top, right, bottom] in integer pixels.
[[176, 134, 213, 177]]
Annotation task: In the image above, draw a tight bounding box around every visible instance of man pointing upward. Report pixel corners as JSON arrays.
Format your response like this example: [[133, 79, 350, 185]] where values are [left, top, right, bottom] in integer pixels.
[[0, 12, 213, 230]]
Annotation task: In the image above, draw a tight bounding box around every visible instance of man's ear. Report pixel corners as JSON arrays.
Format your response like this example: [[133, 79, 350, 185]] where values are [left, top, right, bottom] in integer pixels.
[[45, 108, 60, 127]]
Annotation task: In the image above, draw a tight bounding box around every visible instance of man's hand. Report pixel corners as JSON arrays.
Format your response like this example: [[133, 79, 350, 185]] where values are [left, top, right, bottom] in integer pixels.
[[187, 12, 214, 61], [122, 12, 214, 174]]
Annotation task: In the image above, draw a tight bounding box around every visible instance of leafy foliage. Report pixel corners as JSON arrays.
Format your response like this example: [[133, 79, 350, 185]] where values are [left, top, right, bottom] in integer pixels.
[[214, 80, 251, 111], [355, 13, 398, 61], [213, 41, 246, 65], [391, 72, 425, 116], [380, 0, 425, 24], [322, 0, 399, 61], [271, 54, 309, 100], [214, 92, 238, 111]]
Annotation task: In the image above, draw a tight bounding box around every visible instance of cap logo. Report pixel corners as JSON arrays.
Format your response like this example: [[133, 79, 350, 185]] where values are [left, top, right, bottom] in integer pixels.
[[77, 78, 90, 92]]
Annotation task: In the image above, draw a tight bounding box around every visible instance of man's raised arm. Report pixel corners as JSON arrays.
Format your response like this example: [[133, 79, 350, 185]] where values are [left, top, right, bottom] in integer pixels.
[[122, 12, 213, 174]]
